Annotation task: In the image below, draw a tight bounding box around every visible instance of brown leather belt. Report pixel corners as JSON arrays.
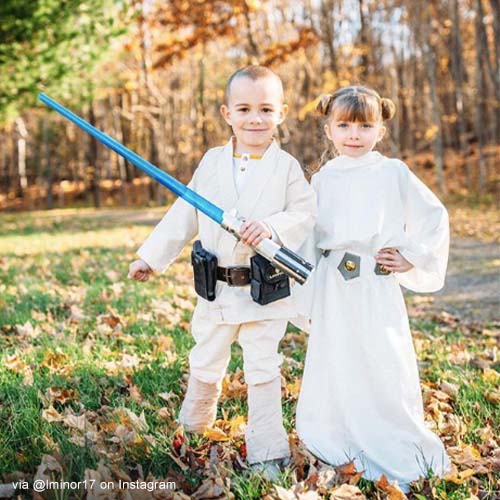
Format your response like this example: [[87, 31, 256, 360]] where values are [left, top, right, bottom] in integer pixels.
[[217, 266, 251, 286]]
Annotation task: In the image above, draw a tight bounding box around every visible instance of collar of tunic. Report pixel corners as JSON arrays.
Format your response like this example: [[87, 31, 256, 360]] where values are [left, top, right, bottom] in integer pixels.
[[323, 151, 384, 170]]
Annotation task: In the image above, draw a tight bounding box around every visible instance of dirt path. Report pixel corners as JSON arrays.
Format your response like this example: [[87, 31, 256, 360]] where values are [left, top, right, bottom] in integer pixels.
[[408, 238, 499, 323]]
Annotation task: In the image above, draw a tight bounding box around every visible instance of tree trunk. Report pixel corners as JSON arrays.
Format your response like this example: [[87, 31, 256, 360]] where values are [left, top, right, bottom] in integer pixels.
[[424, 46, 446, 194], [449, 0, 470, 184], [243, 2, 259, 60], [489, 0, 500, 142], [111, 94, 128, 206], [198, 43, 209, 153], [42, 117, 54, 209], [319, 0, 338, 75], [475, 0, 488, 193], [15, 117, 28, 198], [476, 0, 500, 144], [358, 0, 370, 80], [86, 100, 100, 208], [1, 136, 10, 198]]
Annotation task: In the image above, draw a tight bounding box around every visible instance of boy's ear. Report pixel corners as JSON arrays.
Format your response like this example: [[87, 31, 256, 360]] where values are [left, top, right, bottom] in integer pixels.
[[278, 103, 289, 124], [220, 104, 231, 125]]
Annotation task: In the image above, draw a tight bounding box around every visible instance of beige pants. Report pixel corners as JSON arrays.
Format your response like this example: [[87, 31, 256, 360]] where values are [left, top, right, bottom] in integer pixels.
[[178, 314, 290, 463]]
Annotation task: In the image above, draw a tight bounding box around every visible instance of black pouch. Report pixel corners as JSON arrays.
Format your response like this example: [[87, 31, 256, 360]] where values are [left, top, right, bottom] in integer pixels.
[[250, 254, 291, 305], [191, 240, 218, 301]]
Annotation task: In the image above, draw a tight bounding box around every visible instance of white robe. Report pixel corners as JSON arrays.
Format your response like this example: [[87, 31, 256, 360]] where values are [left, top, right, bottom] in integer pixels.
[[295, 151, 450, 487]]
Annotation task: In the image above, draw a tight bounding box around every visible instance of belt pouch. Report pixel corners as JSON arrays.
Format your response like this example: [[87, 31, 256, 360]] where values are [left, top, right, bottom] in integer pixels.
[[250, 254, 290, 305], [191, 240, 218, 301]]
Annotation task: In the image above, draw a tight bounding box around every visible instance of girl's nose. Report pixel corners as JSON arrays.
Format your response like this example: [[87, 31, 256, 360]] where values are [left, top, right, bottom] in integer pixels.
[[349, 127, 360, 139]]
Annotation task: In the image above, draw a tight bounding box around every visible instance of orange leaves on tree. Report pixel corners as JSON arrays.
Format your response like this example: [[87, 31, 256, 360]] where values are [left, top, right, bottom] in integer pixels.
[[262, 28, 320, 66]]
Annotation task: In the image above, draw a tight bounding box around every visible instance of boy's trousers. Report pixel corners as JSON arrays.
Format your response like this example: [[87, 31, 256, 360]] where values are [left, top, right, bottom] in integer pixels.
[[178, 311, 290, 463]]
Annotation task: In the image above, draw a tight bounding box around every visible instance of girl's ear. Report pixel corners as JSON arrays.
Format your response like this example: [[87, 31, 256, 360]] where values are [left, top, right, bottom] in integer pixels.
[[377, 125, 386, 142], [278, 103, 289, 125], [324, 122, 332, 141], [220, 104, 231, 125]]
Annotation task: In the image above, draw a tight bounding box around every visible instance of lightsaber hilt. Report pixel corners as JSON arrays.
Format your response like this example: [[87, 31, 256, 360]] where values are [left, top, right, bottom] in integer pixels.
[[221, 213, 313, 284]]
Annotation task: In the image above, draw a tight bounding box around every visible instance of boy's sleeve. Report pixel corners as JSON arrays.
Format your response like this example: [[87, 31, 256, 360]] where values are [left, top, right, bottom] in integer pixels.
[[262, 159, 318, 251], [396, 165, 450, 293], [136, 157, 206, 273]]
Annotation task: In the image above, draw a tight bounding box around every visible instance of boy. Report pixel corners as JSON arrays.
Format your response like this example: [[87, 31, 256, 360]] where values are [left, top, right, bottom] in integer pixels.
[[129, 66, 316, 476]]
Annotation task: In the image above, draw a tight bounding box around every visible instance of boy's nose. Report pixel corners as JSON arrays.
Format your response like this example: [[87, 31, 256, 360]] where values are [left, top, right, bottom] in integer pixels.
[[249, 113, 263, 123]]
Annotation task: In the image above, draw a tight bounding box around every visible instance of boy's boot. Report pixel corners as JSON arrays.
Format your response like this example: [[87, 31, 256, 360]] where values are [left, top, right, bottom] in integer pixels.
[[178, 376, 221, 433], [246, 376, 290, 480]]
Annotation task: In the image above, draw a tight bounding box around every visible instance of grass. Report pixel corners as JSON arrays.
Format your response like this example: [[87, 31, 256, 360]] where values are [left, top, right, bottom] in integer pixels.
[[0, 207, 498, 499]]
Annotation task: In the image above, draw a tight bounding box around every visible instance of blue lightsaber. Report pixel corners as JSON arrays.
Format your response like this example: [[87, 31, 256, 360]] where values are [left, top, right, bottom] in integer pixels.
[[38, 93, 314, 284]]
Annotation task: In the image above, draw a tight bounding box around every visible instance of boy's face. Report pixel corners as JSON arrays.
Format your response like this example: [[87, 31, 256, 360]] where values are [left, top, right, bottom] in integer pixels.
[[220, 76, 288, 155]]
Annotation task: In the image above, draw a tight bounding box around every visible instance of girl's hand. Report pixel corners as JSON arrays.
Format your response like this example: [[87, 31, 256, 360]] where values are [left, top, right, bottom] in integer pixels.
[[375, 247, 414, 273], [128, 259, 153, 282], [240, 220, 272, 246]]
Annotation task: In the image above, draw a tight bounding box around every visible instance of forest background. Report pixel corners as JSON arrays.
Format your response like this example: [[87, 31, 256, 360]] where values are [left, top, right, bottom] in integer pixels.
[[0, 0, 498, 211]]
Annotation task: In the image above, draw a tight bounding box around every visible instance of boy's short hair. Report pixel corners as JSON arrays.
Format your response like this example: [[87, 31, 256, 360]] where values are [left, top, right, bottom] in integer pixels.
[[224, 65, 284, 104]]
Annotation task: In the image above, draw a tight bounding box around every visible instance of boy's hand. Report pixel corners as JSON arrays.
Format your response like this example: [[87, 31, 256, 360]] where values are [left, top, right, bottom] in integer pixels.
[[240, 220, 272, 246], [375, 247, 414, 273], [128, 259, 153, 282]]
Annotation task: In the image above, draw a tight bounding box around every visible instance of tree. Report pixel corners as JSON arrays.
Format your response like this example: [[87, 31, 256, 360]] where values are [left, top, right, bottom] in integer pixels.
[[0, 0, 126, 124]]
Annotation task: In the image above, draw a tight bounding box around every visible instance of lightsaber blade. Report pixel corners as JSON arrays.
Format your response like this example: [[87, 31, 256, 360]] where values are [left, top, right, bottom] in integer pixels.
[[38, 93, 314, 284]]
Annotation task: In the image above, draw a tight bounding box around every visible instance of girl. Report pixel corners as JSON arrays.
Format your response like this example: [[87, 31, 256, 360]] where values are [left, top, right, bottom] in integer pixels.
[[295, 85, 450, 491]]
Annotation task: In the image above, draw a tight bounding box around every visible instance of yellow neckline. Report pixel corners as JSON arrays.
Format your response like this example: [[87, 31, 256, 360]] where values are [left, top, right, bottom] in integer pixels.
[[233, 153, 263, 160]]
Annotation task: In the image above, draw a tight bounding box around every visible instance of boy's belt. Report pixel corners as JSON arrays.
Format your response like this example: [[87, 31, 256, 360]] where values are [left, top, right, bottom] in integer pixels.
[[217, 266, 251, 286]]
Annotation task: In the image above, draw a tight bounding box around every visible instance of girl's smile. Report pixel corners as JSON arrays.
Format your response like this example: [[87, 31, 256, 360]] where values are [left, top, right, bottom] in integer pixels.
[[325, 120, 386, 158]]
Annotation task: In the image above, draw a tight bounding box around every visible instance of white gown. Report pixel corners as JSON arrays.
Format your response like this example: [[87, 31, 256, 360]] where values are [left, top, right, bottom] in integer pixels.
[[295, 151, 450, 488]]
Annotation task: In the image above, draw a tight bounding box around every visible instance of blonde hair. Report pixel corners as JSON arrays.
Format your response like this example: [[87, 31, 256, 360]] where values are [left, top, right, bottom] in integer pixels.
[[317, 85, 395, 123], [224, 65, 284, 104]]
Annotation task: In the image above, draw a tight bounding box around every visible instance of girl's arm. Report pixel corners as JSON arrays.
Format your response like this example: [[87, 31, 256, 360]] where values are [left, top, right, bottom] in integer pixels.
[[396, 166, 450, 293]]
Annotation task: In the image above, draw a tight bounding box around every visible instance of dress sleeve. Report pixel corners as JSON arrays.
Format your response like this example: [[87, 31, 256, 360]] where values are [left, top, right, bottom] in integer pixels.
[[396, 165, 450, 293], [290, 173, 321, 332]]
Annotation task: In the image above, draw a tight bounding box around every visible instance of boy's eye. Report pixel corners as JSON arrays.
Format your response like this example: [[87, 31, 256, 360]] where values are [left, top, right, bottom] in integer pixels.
[[237, 107, 249, 112], [262, 108, 273, 113]]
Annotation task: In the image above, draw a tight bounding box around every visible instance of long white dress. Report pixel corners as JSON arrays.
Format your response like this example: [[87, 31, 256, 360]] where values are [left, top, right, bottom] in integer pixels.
[[295, 151, 450, 488]]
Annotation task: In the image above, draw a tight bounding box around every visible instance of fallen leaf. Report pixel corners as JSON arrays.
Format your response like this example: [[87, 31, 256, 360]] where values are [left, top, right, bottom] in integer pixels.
[[330, 484, 366, 499], [42, 406, 64, 423]]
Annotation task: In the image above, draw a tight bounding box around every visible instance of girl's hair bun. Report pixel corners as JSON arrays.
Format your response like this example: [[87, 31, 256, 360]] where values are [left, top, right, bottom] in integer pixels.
[[380, 97, 396, 121], [316, 94, 334, 116]]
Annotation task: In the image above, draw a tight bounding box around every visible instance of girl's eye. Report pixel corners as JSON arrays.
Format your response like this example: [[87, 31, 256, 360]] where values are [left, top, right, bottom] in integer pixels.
[[262, 108, 273, 113], [337, 123, 348, 128], [238, 107, 249, 112], [362, 123, 373, 128]]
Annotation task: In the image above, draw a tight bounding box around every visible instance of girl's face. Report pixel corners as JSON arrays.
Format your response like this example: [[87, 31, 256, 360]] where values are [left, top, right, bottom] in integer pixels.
[[325, 116, 386, 158]]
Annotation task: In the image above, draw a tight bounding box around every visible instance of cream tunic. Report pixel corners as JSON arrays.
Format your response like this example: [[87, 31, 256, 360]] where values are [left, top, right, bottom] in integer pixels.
[[138, 139, 317, 324], [295, 151, 450, 487]]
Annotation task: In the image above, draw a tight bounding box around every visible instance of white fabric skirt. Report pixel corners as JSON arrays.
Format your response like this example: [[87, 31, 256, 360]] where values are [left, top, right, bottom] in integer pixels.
[[296, 250, 450, 486]]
